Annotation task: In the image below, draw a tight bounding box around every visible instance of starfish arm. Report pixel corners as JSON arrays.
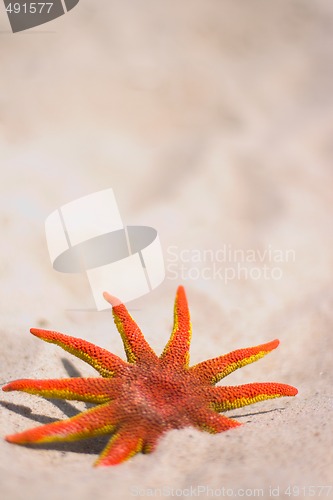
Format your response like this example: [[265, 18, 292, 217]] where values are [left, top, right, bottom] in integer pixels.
[[142, 427, 163, 454], [5, 402, 118, 445], [95, 424, 144, 467], [192, 407, 241, 433], [5, 403, 117, 444], [30, 328, 127, 378], [190, 339, 280, 385], [209, 382, 298, 412], [103, 292, 158, 364], [2, 377, 120, 404], [160, 286, 192, 368]]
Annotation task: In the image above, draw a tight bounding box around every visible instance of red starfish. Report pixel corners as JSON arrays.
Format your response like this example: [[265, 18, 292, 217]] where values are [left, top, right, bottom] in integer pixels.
[[3, 286, 297, 466]]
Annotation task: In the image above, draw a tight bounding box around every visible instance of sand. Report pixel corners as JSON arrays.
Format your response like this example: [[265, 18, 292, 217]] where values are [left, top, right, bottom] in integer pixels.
[[1, 1, 332, 499]]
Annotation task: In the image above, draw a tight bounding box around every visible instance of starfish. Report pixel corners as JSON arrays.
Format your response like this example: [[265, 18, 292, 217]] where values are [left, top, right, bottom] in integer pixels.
[[3, 286, 297, 466]]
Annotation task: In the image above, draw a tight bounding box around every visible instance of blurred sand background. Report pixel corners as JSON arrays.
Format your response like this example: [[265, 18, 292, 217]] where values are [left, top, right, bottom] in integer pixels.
[[0, 1, 332, 499]]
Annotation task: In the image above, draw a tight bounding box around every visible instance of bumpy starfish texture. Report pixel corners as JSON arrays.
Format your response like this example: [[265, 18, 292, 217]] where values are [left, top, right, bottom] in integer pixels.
[[3, 286, 297, 466]]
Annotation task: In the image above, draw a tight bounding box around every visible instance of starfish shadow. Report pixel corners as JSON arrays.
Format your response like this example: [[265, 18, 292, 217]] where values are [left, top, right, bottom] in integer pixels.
[[1, 358, 110, 456], [0, 400, 58, 425], [22, 436, 110, 455], [229, 407, 286, 419], [47, 358, 94, 417], [61, 358, 82, 378], [0, 399, 109, 455]]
